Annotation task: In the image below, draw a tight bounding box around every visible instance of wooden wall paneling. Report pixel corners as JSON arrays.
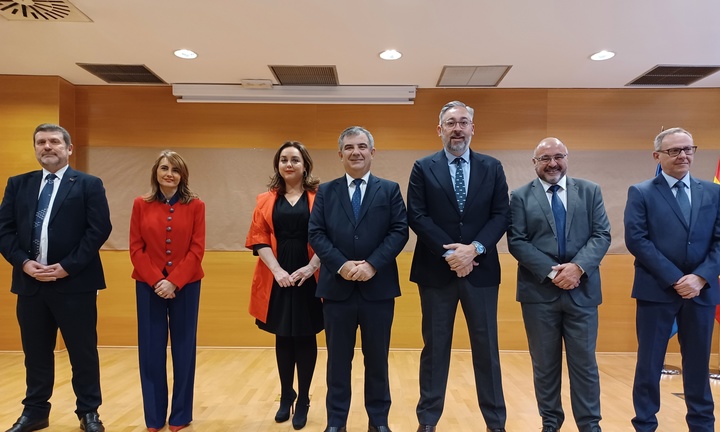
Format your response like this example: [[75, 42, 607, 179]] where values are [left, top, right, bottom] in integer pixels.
[[547, 88, 720, 150], [0, 75, 65, 350]]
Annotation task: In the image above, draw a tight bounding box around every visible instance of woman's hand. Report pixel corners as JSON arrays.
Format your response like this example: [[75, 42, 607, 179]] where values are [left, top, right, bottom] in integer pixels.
[[154, 279, 177, 299], [290, 264, 316, 286], [272, 268, 294, 287]]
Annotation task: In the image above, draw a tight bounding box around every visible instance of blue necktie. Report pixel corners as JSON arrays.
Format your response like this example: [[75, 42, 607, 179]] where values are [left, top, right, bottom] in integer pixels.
[[453, 158, 467, 213], [675, 181, 691, 224], [33, 173, 57, 258], [549, 185, 566, 261], [351, 178, 363, 221]]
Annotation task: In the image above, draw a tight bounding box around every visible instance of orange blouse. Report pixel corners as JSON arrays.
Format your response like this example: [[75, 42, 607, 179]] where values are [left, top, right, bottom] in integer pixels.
[[245, 190, 316, 322]]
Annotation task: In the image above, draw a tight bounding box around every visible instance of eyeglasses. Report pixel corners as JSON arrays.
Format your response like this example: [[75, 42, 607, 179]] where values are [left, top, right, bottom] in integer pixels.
[[441, 119, 472, 129], [533, 154, 567, 164], [656, 146, 697, 157]]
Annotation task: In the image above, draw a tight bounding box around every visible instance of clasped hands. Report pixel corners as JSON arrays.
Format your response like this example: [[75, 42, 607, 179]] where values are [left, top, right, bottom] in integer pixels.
[[443, 243, 478, 278], [23, 260, 68, 282], [339, 260, 376, 282], [551, 263, 582, 290], [274, 264, 317, 287], [674, 274, 706, 299], [154, 279, 177, 299]]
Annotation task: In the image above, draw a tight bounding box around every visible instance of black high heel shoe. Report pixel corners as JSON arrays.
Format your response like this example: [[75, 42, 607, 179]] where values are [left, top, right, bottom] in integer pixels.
[[292, 401, 309, 430], [275, 390, 297, 423]]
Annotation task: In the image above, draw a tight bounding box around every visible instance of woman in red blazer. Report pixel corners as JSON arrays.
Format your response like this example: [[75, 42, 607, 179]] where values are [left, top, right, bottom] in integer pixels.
[[130, 150, 205, 432], [246, 141, 323, 430]]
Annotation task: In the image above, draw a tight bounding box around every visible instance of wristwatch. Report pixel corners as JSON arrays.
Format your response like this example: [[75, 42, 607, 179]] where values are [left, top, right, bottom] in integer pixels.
[[472, 241, 485, 255]]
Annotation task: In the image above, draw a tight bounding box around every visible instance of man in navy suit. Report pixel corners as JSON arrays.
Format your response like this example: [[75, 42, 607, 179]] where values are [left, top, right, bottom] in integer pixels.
[[0, 124, 111, 432], [407, 101, 509, 432], [508, 137, 610, 432], [625, 127, 720, 432], [309, 126, 408, 432]]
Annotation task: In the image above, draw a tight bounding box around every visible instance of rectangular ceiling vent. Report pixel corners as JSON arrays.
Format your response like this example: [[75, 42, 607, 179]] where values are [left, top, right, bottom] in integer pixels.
[[626, 65, 720, 86], [0, 0, 91, 21], [269, 65, 339, 86], [437, 65, 512, 87], [76, 64, 166, 84]]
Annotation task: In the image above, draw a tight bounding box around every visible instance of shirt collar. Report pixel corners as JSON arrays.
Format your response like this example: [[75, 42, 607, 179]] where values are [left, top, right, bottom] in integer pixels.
[[444, 149, 470, 165], [661, 171, 690, 189], [42, 165, 69, 181], [538, 175, 567, 192], [346, 172, 370, 186]]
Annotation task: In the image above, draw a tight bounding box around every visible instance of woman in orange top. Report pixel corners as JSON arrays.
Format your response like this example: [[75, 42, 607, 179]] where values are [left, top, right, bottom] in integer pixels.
[[130, 150, 205, 432], [246, 141, 323, 430]]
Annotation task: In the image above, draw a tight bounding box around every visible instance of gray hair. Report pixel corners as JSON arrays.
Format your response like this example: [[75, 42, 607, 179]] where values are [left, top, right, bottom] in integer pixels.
[[338, 126, 374, 151], [654, 127, 692, 151], [439, 101, 475, 123], [33, 123, 72, 147]]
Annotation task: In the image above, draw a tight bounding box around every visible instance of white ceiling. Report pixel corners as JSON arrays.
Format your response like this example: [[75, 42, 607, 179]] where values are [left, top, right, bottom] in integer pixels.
[[2, 0, 720, 89]]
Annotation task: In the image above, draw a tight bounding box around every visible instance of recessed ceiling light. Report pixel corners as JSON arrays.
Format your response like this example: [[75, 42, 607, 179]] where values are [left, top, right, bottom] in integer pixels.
[[379, 49, 402, 61], [174, 49, 198, 60], [590, 50, 615, 61]]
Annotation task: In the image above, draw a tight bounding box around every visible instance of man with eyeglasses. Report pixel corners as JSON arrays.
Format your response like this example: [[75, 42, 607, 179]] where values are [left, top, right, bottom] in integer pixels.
[[625, 127, 720, 432], [407, 101, 509, 432], [507, 137, 610, 432]]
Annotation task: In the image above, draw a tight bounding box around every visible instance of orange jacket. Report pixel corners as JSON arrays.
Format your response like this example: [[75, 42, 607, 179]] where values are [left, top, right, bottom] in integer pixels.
[[245, 190, 316, 322], [130, 196, 205, 289]]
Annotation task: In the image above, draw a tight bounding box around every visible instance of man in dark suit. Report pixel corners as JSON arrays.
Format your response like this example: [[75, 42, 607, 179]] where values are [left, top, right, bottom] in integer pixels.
[[625, 127, 720, 432], [507, 137, 610, 432], [407, 101, 509, 432], [0, 124, 112, 432], [309, 126, 408, 432]]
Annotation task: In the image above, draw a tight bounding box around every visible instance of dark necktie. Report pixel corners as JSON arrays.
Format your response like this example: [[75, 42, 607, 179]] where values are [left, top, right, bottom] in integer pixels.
[[453, 158, 467, 213], [351, 178, 363, 221], [549, 185, 566, 261], [675, 181, 691, 224], [33, 173, 57, 258]]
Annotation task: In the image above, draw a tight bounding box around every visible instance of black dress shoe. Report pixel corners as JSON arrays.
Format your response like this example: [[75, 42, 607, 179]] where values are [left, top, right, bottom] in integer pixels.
[[5, 416, 49, 432], [323, 427, 347, 432], [486, 428, 506, 432], [541, 427, 558, 432], [79, 412, 104, 432], [369, 425, 392, 432], [417, 425, 436, 432]]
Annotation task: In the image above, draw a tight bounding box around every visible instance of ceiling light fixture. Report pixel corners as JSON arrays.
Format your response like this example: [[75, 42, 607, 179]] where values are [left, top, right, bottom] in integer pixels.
[[174, 49, 198, 60], [379, 49, 402, 61], [590, 50, 615, 61]]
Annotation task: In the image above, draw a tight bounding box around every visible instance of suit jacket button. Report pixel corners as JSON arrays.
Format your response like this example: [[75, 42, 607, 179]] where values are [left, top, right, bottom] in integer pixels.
[[166, 250, 171, 255], [167, 216, 172, 221], [169, 208, 175, 213], [166, 226, 172, 231], [167, 261, 173, 266], [166, 239, 171, 243]]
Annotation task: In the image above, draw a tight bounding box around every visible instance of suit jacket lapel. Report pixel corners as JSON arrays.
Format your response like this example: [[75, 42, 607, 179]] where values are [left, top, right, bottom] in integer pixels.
[[49, 168, 77, 223], [356, 174, 380, 224], [26, 171, 44, 230], [565, 177, 578, 235], [530, 178, 558, 236], [689, 176, 702, 228], [428, 151, 460, 214], [653, 176, 689, 229], [334, 176, 355, 224]]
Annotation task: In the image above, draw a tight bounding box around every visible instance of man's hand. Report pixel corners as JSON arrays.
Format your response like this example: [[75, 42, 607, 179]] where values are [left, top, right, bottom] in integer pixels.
[[443, 243, 477, 271], [551, 263, 582, 290], [674, 274, 707, 299], [23, 260, 66, 282], [339, 260, 363, 281], [347, 261, 377, 282]]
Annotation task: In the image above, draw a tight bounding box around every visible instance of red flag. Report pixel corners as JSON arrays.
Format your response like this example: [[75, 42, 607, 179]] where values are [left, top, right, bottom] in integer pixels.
[[715, 159, 720, 323]]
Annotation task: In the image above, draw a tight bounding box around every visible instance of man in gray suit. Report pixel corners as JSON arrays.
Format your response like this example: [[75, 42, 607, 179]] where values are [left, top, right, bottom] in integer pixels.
[[507, 137, 610, 432]]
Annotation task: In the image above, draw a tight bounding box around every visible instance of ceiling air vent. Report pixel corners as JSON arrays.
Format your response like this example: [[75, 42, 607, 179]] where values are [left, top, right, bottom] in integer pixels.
[[627, 65, 720, 86], [269, 65, 339, 86], [437, 65, 512, 87], [0, 0, 91, 22], [76, 64, 166, 84]]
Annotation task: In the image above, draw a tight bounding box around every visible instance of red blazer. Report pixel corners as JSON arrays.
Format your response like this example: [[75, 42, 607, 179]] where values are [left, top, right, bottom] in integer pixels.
[[130, 196, 205, 289], [245, 190, 316, 322]]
